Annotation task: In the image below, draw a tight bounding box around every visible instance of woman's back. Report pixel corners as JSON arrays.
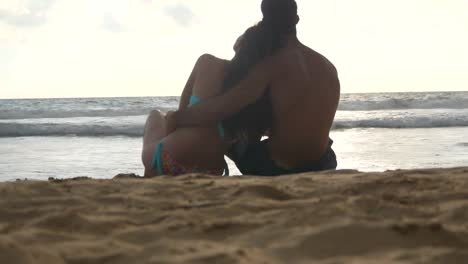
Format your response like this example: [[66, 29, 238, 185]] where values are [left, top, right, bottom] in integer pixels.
[[162, 55, 228, 172]]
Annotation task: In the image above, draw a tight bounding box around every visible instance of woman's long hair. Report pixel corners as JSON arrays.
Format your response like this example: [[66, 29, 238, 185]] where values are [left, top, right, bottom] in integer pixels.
[[221, 0, 298, 141]]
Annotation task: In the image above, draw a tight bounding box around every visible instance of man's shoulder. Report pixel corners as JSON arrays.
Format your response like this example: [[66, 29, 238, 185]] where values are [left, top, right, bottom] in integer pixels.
[[270, 44, 314, 64], [265, 46, 302, 71]]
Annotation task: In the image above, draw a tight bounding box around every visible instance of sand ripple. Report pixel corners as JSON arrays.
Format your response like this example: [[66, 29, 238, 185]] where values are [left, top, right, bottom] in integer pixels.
[[1, 168, 468, 263]]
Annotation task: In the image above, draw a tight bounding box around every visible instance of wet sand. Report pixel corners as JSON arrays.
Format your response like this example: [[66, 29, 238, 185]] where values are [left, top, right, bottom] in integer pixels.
[[1, 167, 468, 263]]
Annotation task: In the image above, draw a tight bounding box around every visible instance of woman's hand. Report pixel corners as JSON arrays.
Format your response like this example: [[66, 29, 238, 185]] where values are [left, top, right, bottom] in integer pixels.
[[165, 111, 177, 135]]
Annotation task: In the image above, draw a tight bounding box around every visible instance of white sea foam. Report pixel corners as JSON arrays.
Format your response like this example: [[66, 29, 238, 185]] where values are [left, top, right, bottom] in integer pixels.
[[0, 92, 467, 137], [338, 92, 468, 111], [0, 123, 144, 137], [333, 117, 468, 130], [0, 97, 178, 119], [1, 109, 467, 137], [334, 109, 468, 129]]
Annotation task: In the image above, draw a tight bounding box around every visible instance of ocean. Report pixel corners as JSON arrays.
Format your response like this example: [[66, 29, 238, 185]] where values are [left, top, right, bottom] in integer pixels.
[[1, 92, 467, 181]]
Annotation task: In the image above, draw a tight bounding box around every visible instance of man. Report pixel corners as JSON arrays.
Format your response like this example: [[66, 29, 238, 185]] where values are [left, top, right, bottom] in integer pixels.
[[166, 0, 340, 176]]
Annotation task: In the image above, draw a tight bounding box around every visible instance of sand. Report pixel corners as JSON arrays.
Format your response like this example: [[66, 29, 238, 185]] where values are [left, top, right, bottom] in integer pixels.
[[1, 168, 468, 264]]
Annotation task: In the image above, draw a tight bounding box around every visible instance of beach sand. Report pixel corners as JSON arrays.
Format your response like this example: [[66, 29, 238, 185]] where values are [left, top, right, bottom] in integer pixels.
[[1, 168, 468, 264]]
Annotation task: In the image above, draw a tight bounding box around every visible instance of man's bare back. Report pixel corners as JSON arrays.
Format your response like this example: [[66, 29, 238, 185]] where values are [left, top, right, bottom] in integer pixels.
[[266, 39, 340, 168]]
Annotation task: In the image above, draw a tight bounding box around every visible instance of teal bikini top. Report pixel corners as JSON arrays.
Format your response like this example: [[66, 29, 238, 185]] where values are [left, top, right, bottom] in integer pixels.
[[188, 95, 202, 106], [189, 95, 225, 140]]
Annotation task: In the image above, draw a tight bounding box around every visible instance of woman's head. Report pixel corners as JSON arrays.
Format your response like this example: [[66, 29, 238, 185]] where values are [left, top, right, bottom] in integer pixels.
[[222, 26, 273, 140], [233, 35, 243, 53], [222, 1, 299, 140]]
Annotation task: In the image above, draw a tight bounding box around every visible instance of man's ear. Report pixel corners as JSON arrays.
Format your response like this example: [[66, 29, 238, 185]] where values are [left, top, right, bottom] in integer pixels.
[[295, 15, 300, 25]]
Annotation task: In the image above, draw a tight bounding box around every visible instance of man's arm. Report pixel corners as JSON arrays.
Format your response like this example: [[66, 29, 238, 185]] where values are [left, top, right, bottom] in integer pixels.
[[173, 59, 272, 128]]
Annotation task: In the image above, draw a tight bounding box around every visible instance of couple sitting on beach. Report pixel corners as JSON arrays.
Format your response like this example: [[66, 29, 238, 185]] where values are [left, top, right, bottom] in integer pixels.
[[142, 0, 340, 177]]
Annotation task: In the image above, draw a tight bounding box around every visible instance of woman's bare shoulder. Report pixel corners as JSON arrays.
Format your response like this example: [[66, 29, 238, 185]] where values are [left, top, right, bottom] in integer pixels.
[[192, 54, 229, 96], [194, 54, 229, 78], [197, 54, 229, 66]]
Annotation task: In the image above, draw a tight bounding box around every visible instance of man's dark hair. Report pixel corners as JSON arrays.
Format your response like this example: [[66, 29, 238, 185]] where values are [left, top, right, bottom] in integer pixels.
[[261, 0, 298, 35], [220, 0, 299, 140]]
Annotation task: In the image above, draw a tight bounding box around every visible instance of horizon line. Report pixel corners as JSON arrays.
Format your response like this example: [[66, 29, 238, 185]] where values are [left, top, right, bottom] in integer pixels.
[[1, 90, 467, 100]]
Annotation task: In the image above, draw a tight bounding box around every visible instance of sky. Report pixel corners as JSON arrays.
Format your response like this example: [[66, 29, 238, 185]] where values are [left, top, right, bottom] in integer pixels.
[[1, 0, 467, 99]]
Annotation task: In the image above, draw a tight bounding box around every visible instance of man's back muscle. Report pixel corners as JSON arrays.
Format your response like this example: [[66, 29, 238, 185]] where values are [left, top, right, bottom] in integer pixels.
[[267, 41, 340, 167]]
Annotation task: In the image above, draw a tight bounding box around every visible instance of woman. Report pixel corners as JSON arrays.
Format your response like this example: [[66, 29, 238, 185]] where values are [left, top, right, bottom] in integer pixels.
[[141, 53, 230, 176], [141, 25, 276, 176]]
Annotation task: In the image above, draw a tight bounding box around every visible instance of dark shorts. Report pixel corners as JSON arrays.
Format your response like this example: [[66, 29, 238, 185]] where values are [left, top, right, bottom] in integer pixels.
[[228, 139, 337, 176]]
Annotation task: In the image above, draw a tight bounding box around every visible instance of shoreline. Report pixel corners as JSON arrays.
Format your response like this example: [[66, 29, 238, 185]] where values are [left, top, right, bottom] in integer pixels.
[[1, 167, 468, 263]]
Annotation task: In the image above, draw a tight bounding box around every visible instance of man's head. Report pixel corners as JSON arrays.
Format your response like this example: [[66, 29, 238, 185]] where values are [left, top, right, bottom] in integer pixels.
[[261, 0, 299, 34]]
